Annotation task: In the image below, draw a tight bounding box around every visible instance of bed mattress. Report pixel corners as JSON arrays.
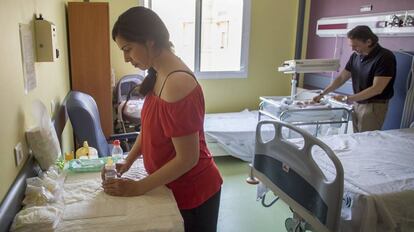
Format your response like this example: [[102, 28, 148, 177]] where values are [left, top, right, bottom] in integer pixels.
[[308, 128, 414, 232]]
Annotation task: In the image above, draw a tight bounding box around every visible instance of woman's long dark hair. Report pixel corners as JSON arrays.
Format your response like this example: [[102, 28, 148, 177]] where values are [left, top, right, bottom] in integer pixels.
[[112, 7, 172, 96]]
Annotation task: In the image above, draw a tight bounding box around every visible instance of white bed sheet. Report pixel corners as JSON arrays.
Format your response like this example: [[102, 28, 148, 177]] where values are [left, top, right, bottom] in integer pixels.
[[56, 158, 183, 232], [309, 128, 414, 232], [204, 110, 259, 162], [204, 110, 348, 162]]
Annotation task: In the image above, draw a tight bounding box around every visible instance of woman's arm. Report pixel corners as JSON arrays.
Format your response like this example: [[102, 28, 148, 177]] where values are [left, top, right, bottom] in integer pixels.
[[102, 133, 143, 180], [137, 71, 201, 190], [103, 132, 199, 196], [116, 132, 143, 175], [138, 132, 199, 192], [125, 133, 143, 163]]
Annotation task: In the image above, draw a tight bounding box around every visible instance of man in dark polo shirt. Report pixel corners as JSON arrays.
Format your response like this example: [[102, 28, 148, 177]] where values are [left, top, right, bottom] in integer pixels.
[[313, 25, 396, 132]]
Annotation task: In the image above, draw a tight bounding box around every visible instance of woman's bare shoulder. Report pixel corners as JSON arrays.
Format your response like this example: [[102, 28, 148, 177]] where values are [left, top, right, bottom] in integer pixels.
[[160, 71, 198, 103]]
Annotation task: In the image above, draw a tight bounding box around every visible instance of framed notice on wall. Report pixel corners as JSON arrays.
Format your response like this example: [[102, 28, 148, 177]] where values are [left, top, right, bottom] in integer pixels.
[[19, 23, 37, 94]]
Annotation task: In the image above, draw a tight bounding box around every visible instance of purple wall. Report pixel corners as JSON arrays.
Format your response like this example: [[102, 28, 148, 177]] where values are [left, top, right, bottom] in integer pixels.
[[306, 0, 414, 75]]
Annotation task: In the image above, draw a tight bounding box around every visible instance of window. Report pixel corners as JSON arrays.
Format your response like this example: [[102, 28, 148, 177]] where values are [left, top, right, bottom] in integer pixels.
[[142, 0, 251, 79]]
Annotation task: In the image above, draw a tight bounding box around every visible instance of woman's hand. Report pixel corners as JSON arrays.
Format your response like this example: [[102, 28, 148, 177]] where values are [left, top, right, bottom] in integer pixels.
[[102, 178, 144, 197], [116, 159, 134, 177], [101, 159, 134, 181]]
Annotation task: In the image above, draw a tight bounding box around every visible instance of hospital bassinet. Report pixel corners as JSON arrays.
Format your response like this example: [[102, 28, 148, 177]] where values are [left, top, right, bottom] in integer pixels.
[[258, 96, 352, 137]]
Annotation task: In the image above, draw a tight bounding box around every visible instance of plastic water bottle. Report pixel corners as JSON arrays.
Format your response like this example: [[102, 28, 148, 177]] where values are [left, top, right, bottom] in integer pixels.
[[111, 140, 123, 160], [104, 158, 117, 180]]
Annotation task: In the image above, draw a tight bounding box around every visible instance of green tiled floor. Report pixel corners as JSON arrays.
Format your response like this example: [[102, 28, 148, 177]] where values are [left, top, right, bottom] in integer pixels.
[[214, 156, 292, 232]]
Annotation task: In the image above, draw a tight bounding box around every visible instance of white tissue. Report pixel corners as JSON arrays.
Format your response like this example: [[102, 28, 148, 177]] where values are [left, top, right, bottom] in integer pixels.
[[26, 100, 62, 170], [11, 165, 66, 232], [10, 203, 64, 232]]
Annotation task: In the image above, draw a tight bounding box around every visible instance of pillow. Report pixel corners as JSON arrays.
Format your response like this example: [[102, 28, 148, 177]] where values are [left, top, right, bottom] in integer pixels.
[[26, 126, 61, 170], [25, 100, 61, 170]]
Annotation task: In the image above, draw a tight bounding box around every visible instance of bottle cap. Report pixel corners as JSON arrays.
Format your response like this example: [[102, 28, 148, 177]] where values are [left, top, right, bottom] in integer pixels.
[[113, 140, 120, 146], [83, 141, 89, 148], [65, 151, 74, 161]]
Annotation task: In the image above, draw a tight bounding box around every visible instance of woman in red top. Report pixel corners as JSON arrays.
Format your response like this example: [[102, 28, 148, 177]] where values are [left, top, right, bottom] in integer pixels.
[[102, 6, 223, 232]]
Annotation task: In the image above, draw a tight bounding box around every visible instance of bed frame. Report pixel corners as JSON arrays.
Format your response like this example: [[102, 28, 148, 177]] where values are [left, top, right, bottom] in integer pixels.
[[0, 99, 68, 232], [250, 120, 344, 232]]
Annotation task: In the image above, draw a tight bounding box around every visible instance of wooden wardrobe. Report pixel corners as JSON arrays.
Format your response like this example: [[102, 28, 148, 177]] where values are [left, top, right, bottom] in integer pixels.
[[67, 2, 113, 137]]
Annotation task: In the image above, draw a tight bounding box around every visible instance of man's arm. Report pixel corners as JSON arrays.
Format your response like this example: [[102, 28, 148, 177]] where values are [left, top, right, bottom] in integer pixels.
[[313, 69, 351, 102], [347, 76, 392, 102]]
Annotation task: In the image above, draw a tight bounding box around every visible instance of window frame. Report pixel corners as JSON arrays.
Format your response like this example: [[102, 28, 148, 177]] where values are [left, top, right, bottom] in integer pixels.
[[140, 0, 251, 79]]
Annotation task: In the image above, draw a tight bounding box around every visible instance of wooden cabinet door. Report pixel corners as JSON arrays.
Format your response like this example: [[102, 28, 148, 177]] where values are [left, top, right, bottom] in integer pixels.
[[67, 2, 113, 137]]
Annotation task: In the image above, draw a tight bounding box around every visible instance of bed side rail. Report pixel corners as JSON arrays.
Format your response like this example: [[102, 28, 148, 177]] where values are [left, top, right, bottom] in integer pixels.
[[252, 120, 344, 232]]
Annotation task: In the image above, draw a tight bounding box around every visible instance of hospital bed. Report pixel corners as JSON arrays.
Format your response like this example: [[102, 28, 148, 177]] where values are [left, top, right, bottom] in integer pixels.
[[249, 120, 414, 232], [204, 110, 260, 162]]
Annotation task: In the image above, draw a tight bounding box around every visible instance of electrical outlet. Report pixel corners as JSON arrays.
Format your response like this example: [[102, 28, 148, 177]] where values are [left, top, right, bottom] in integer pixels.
[[14, 142, 24, 166]]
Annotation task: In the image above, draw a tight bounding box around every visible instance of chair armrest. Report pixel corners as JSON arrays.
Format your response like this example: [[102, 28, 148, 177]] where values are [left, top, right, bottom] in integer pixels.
[[109, 132, 139, 141]]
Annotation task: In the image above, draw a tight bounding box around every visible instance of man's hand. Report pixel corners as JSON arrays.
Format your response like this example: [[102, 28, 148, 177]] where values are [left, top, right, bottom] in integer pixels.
[[333, 95, 348, 102], [313, 94, 324, 103]]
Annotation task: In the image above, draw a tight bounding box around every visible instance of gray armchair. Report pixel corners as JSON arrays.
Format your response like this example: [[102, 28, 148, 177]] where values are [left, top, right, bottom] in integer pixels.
[[66, 91, 138, 157]]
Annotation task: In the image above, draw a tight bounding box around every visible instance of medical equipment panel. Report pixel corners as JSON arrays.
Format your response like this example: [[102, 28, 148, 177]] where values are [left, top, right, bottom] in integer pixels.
[[316, 10, 414, 37]]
